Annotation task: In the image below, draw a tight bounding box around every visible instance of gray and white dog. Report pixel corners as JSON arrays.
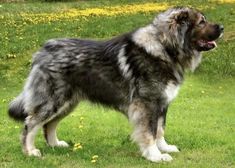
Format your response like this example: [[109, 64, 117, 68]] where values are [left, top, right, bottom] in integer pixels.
[[9, 7, 223, 162]]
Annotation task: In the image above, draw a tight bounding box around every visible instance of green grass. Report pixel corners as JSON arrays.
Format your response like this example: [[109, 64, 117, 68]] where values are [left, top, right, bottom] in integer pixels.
[[0, 0, 235, 167]]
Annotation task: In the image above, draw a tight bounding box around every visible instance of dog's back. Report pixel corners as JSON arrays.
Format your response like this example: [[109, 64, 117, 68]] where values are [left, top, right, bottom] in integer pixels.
[[9, 36, 132, 122]]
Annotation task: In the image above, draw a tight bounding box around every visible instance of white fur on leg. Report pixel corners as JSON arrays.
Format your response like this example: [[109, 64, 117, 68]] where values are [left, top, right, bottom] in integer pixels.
[[56, 140, 69, 147], [141, 144, 173, 162], [28, 149, 41, 157], [157, 137, 179, 153], [128, 101, 173, 162], [156, 117, 179, 153], [46, 121, 69, 147], [25, 125, 42, 157]]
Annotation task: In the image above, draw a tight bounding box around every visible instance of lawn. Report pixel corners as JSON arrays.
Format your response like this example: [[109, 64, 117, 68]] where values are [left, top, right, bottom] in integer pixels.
[[0, 0, 235, 167]]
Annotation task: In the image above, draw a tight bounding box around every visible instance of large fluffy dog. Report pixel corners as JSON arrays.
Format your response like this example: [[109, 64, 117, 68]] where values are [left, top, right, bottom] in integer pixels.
[[9, 7, 223, 162]]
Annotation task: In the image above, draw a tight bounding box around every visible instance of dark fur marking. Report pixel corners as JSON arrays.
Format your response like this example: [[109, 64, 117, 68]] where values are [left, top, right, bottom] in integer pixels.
[[43, 124, 48, 143], [149, 101, 168, 138], [165, 45, 179, 61], [22, 125, 28, 147]]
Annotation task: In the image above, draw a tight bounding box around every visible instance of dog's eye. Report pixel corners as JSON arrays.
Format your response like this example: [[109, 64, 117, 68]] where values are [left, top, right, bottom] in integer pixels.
[[199, 20, 206, 25]]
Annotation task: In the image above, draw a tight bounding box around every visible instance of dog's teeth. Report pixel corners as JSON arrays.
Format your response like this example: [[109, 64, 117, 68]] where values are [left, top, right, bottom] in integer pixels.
[[213, 41, 217, 47], [207, 41, 217, 47]]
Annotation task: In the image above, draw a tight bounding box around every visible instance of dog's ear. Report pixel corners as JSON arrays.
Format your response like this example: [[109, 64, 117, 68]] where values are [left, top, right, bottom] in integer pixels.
[[175, 11, 189, 24]]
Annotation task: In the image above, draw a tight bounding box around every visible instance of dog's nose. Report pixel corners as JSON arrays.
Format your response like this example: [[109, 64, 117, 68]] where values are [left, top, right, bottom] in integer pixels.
[[215, 24, 224, 33], [219, 25, 224, 32]]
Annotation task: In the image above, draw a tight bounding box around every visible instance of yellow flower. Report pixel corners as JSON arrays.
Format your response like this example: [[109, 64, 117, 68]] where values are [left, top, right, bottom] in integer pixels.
[[91, 159, 97, 163], [77, 146, 82, 149], [91, 155, 98, 163], [79, 125, 83, 129], [19, 3, 170, 24], [92, 155, 98, 159], [210, 0, 235, 3], [73, 143, 83, 151]]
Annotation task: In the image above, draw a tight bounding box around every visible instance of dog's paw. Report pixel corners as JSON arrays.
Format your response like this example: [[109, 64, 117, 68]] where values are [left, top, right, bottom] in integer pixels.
[[56, 140, 69, 147], [157, 138, 179, 153], [145, 153, 173, 162], [49, 140, 69, 147], [160, 153, 173, 162], [158, 144, 179, 153], [142, 145, 173, 162], [28, 149, 42, 157]]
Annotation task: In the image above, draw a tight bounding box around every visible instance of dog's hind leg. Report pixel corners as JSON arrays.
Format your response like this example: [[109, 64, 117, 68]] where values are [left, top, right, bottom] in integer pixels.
[[22, 116, 44, 157], [22, 100, 75, 156], [43, 119, 69, 147], [128, 99, 173, 162], [43, 101, 75, 147]]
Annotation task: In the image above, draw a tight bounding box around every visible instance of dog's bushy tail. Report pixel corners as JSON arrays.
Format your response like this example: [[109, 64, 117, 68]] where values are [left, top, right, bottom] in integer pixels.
[[8, 93, 27, 121]]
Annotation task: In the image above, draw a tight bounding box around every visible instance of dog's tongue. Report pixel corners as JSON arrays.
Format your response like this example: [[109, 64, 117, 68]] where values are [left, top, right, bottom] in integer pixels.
[[198, 40, 217, 50], [205, 41, 217, 50]]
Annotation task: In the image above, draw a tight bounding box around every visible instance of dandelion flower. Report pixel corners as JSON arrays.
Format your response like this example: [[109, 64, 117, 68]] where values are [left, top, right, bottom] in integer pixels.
[[79, 125, 83, 129], [92, 155, 98, 159], [73, 143, 83, 151], [91, 159, 97, 163]]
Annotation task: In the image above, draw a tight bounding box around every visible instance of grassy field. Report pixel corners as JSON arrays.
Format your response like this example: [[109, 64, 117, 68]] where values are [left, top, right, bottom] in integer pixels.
[[0, 0, 235, 167]]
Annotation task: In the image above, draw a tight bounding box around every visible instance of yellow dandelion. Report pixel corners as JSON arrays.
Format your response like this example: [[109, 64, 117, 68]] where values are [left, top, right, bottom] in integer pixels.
[[19, 2, 170, 24], [73, 143, 83, 151], [210, 0, 235, 3], [92, 155, 98, 159], [74, 143, 81, 147], [77, 145, 82, 149], [79, 125, 83, 129], [91, 155, 99, 163], [91, 159, 97, 163]]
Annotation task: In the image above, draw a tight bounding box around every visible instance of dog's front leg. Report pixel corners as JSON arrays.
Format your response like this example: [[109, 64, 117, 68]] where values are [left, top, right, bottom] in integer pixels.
[[128, 99, 173, 162], [156, 106, 179, 153]]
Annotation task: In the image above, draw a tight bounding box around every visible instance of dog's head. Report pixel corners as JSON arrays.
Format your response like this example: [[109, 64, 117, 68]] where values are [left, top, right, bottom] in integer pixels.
[[153, 7, 224, 52]]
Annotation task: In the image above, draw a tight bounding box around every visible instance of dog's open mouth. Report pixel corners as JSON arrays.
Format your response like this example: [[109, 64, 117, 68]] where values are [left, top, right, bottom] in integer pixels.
[[197, 39, 217, 51]]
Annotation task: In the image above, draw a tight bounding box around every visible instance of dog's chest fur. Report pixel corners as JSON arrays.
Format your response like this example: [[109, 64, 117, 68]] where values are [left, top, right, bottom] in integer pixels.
[[164, 82, 180, 103]]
